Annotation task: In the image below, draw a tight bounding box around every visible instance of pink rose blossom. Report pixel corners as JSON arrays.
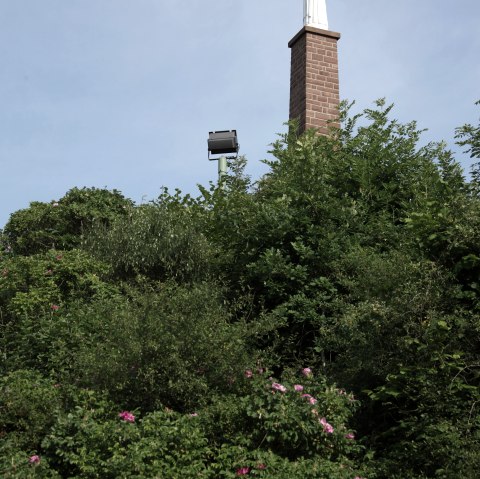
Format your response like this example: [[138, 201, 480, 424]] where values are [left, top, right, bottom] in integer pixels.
[[301, 367, 312, 377], [345, 432, 355, 440], [29, 455, 41, 464], [294, 384, 304, 392], [118, 411, 135, 423], [244, 369, 253, 378], [271, 382, 287, 393], [236, 467, 250, 476], [256, 463, 267, 470], [301, 393, 317, 404], [190, 412, 198, 417], [320, 417, 334, 434], [51, 304, 59, 311], [257, 367, 265, 374]]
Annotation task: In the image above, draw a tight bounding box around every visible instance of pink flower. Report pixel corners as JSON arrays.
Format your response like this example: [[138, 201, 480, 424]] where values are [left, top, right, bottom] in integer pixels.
[[294, 384, 304, 392], [354, 477, 365, 479], [190, 412, 198, 417], [320, 417, 334, 434], [345, 432, 355, 440], [29, 455, 41, 464], [244, 369, 253, 378], [51, 304, 59, 311], [236, 467, 250, 476], [257, 367, 265, 374], [301, 367, 312, 377], [301, 393, 317, 404], [256, 463, 267, 470], [118, 411, 135, 423], [271, 382, 287, 393]]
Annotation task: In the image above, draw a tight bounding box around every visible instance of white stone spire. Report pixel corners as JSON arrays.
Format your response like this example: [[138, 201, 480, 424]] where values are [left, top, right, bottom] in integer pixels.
[[304, 0, 329, 30]]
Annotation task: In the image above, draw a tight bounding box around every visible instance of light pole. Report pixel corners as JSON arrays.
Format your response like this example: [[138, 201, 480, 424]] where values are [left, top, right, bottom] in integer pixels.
[[207, 130, 239, 187]]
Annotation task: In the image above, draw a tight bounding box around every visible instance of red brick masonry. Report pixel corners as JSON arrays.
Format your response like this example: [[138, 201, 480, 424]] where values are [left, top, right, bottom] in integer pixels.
[[289, 26, 341, 135]]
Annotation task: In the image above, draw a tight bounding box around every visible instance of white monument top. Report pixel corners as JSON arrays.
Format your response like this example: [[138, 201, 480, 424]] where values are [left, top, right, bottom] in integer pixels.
[[304, 0, 329, 30]]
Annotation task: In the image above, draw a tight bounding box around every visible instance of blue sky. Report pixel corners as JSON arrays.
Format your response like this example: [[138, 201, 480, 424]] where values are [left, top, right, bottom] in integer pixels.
[[1, 0, 479, 227]]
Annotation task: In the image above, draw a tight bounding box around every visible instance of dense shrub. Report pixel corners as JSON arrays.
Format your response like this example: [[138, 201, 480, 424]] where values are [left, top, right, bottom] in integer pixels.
[[0, 370, 62, 450], [3, 187, 132, 255], [85, 194, 214, 283]]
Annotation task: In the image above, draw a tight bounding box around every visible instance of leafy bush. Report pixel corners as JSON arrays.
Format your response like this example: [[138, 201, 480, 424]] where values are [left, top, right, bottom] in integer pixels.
[[3, 187, 132, 255], [0, 370, 62, 450], [86, 193, 214, 283], [5, 281, 253, 412], [0, 249, 112, 318]]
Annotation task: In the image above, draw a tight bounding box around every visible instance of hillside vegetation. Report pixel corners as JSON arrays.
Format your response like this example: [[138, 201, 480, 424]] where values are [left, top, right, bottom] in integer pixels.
[[1, 101, 479, 478]]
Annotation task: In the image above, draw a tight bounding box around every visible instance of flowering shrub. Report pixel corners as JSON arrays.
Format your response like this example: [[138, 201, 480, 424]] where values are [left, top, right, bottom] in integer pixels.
[[0, 248, 112, 322], [271, 382, 287, 393], [40, 395, 211, 478], [234, 367, 360, 461], [0, 446, 60, 479], [209, 445, 369, 479], [118, 411, 135, 423], [236, 466, 250, 476]]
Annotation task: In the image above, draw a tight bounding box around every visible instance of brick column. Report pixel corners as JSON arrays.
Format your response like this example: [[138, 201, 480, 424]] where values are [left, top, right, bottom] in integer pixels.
[[289, 26, 341, 135]]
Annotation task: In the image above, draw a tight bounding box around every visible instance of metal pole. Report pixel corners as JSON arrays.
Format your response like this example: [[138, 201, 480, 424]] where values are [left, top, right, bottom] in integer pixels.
[[218, 156, 227, 186]]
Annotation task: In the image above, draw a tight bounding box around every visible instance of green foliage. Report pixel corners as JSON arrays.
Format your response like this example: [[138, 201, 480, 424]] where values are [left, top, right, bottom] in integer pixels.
[[42, 403, 211, 478], [456, 101, 480, 195], [0, 249, 115, 375], [0, 377, 370, 479], [0, 370, 62, 450], [240, 370, 359, 458], [455, 100, 480, 160], [85, 192, 214, 283], [0, 249, 112, 319], [3, 187, 132, 255], [0, 445, 60, 479], [2, 279, 255, 412]]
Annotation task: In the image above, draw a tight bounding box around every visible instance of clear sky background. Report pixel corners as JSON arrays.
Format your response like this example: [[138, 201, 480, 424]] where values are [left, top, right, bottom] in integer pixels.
[[1, 0, 479, 228]]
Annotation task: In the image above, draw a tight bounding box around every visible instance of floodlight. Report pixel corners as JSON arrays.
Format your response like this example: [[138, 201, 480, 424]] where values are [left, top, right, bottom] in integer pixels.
[[208, 130, 239, 159]]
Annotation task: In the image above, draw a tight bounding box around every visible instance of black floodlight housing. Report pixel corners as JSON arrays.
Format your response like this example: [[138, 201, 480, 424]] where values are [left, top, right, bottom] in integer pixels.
[[208, 130, 239, 160]]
